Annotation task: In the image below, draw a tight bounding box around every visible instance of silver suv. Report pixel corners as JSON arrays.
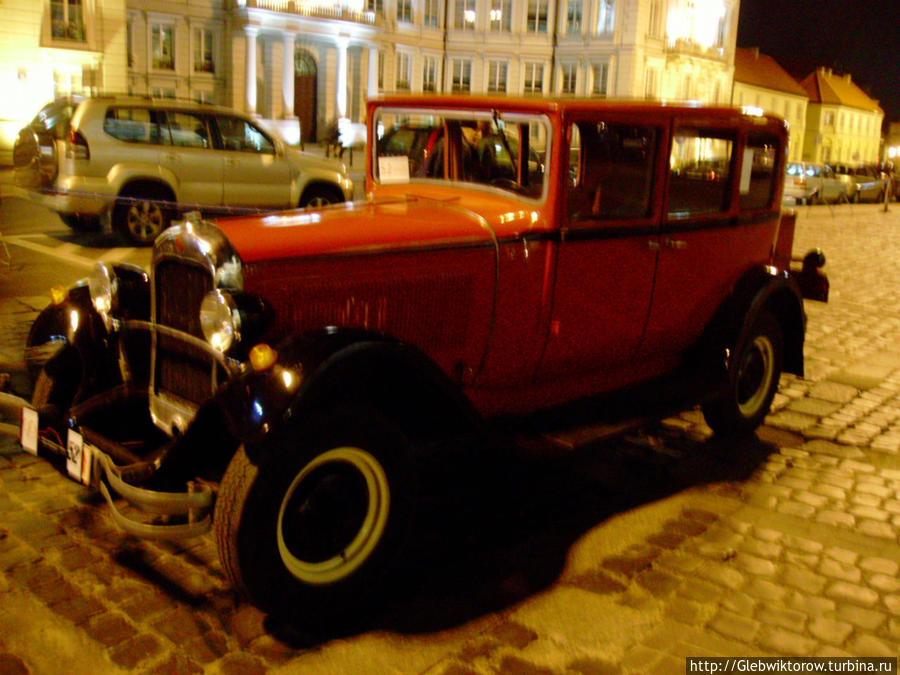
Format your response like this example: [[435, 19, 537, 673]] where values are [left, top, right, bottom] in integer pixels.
[[13, 95, 353, 245]]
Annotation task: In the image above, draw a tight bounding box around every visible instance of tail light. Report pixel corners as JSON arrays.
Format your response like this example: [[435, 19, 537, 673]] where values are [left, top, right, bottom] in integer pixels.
[[66, 129, 90, 160]]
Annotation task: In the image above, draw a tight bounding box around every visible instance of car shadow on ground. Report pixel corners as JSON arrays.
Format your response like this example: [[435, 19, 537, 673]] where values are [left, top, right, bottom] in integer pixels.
[[261, 422, 775, 645]]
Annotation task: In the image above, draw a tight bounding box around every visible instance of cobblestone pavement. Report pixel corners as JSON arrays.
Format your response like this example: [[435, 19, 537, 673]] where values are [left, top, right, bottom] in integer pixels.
[[1, 203, 900, 674]]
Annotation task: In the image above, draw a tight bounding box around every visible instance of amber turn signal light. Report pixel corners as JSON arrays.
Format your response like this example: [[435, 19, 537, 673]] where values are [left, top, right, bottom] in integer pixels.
[[249, 344, 278, 372]]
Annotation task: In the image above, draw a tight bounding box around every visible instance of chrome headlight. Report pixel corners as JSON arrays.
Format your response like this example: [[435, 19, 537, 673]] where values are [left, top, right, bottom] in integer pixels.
[[88, 263, 117, 315], [200, 290, 240, 353]]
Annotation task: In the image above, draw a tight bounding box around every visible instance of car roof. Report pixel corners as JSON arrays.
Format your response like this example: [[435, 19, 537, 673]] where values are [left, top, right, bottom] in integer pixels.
[[77, 94, 244, 117]]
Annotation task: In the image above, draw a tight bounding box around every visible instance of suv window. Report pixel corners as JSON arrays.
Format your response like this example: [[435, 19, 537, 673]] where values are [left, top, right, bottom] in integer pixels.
[[566, 121, 657, 222], [104, 107, 167, 144], [668, 128, 734, 216], [165, 110, 212, 148], [216, 115, 275, 154]]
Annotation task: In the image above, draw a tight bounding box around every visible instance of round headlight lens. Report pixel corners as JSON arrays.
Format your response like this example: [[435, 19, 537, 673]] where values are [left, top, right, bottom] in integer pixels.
[[88, 263, 116, 315], [200, 290, 239, 353]]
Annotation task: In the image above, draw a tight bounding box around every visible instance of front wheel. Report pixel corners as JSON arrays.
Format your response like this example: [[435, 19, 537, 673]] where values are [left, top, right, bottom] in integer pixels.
[[299, 185, 344, 209], [214, 408, 416, 624], [703, 311, 783, 436]]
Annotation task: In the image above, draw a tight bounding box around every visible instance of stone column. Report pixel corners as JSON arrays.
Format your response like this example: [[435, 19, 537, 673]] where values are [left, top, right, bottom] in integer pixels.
[[282, 33, 296, 118], [245, 26, 258, 115], [368, 45, 379, 98], [336, 38, 349, 119]]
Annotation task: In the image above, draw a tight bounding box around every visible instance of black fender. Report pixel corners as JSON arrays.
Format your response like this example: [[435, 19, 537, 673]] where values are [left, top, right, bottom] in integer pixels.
[[692, 264, 806, 379], [213, 328, 481, 461], [24, 283, 120, 403]]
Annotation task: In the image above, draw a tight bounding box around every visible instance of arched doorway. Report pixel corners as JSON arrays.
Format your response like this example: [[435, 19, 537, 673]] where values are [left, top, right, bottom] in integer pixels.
[[294, 49, 317, 143]]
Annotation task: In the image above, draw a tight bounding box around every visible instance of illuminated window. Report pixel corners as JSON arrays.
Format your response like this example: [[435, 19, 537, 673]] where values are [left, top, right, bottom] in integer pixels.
[[644, 67, 657, 99], [567, 0, 582, 34], [488, 61, 508, 93], [561, 63, 577, 95], [366, 0, 384, 13], [152, 24, 175, 71], [597, 0, 614, 35], [396, 53, 411, 90], [824, 111, 835, 127], [423, 56, 437, 91], [648, 0, 662, 37], [454, 0, 476, 29], [524, 62, 544, 94], [397, 0, 413, 23], [527, 0, 548, 33], [490, 0, 512, 31], [193, 28, 214, 73], [51, 0, 85, 41], [451, 59, 471, 92], [424, 0, 441, 27], [592, 62, 609, 97]]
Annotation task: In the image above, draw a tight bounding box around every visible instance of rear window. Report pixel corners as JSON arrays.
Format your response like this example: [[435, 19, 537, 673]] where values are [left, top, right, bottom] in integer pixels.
[[104, 108, 166, 144]]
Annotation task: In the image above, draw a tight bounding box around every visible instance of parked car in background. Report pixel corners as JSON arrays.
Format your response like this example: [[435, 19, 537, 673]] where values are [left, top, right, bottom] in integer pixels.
[[13, 95, 353, 245], [831, 164, 887, 203], [783, 162, 853, 204], [21, 96, 828, 625]]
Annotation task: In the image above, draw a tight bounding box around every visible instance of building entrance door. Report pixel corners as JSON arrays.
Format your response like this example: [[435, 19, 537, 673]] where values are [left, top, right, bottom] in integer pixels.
[[294, 49, 317, 144]]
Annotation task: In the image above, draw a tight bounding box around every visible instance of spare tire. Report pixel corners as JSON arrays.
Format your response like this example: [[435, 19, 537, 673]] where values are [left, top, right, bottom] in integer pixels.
[[13, 126, 58, 188]]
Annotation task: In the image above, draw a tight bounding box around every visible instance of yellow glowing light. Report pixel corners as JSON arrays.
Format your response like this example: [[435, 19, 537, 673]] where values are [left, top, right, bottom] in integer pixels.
[[50, 286, 67, 305], [250, 344, 278, 371], [667, 0, 726, 50]]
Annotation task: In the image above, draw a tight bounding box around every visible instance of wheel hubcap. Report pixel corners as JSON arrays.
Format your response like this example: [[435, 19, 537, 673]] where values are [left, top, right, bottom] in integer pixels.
[[736, 335, 775, 417], [277, 447, 390, 585], [127, 201, 165, 241]]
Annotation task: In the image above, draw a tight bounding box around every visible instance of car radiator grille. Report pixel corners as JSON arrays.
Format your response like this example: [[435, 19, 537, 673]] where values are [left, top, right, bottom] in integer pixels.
[[154, 259, 215, 406]]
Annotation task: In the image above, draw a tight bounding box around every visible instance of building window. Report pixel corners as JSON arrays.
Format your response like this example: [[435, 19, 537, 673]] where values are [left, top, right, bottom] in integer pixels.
[[152, 87, 176, 99], [126, 18, 134, 68], [378, 50, 384, 89], [396, 52, 411, 91], [527, 0, 548, 33], [523, 62, 544, 94], [561, 63, 576, 95], [592, 62, 608, 97], [424, 0, 441, 27], [490, 0, 512, 31], [597, 0, 614, 35], [824, 111, 835, 127], [151, 24, 175, 71], [454, 0, 476, 29], [644, 67, 657, 99], [193, 28, 214, 73], [366, 0, 384, 13], [566, 0, 582, 34], [451, 59, 471, 92], [397, 0, 413, 23], [488, 60, 508, 93], [648, 0, 662, 37], [51, 0, 85, 41], [423, 56, 437, 92]]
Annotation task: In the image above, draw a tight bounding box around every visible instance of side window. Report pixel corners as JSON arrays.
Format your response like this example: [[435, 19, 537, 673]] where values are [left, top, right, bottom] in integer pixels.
[[103, 107, 167, 145], [217, 116, 275, 154], [567, 121, 657, 222], [667, 129, 733, 217], [739, 132, 780, 210], [164, 111, 212, 149]]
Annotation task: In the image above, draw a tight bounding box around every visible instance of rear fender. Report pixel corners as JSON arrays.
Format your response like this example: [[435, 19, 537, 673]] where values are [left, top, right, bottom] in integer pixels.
[[694, 265, 806, 378]]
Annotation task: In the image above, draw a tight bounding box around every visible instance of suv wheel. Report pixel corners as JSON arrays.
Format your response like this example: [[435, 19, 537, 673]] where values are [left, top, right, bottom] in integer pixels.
[[703, 311, 783, 436], [214, 407, 416, 626], [300, 185, 344, 208], [113, 185, 174, 246]]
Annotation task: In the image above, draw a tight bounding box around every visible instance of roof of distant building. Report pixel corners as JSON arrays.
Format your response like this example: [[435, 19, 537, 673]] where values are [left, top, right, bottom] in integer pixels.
[[733, 47, 807, 97], [801, 68, 883, 114]]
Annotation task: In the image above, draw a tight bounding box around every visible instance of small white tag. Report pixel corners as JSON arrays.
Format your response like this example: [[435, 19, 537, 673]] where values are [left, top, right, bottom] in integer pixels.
[[81, 444, 93, 486], [740, 148, 755, 195], [20, 408, 39, 456], [66, 430, 83, 481], [378, 156, 410, 184]]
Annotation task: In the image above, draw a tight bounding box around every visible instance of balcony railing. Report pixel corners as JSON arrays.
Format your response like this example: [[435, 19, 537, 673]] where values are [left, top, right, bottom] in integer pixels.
[[236, 0, 377, 25], [666, 38, 726, 61]]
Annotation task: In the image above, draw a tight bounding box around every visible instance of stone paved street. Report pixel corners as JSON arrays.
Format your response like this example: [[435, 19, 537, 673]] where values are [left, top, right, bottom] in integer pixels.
[[1, 202, 900, 673]]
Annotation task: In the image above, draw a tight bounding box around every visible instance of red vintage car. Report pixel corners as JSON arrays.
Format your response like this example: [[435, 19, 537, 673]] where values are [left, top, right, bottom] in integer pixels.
[[20, 95, 826, 624]]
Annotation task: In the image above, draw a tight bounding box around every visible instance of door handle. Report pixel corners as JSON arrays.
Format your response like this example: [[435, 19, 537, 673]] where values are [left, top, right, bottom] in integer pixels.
[[664, 237, 688, 250]]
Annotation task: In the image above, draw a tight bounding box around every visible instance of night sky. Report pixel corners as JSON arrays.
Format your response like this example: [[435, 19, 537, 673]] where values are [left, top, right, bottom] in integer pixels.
[[736, 0, 900, 127]]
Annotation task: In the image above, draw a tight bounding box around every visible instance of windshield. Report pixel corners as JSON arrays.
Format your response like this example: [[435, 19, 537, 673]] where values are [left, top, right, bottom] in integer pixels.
[[373, 107, 550, 200]]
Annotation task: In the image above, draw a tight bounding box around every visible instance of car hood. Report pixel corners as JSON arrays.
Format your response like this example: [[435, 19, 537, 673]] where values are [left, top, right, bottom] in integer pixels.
[[214, 194, 512, 264]]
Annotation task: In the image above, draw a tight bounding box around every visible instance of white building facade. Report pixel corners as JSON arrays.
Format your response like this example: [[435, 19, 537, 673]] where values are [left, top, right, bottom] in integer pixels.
[[1, 0, 738, 157]]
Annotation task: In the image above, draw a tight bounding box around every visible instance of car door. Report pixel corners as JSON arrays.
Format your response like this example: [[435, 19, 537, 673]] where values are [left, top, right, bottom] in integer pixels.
[[215, 114, 293, 210], [535, 115, 663, 383], [159, 109, 223, 209], [639, 121, 782, 363]]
